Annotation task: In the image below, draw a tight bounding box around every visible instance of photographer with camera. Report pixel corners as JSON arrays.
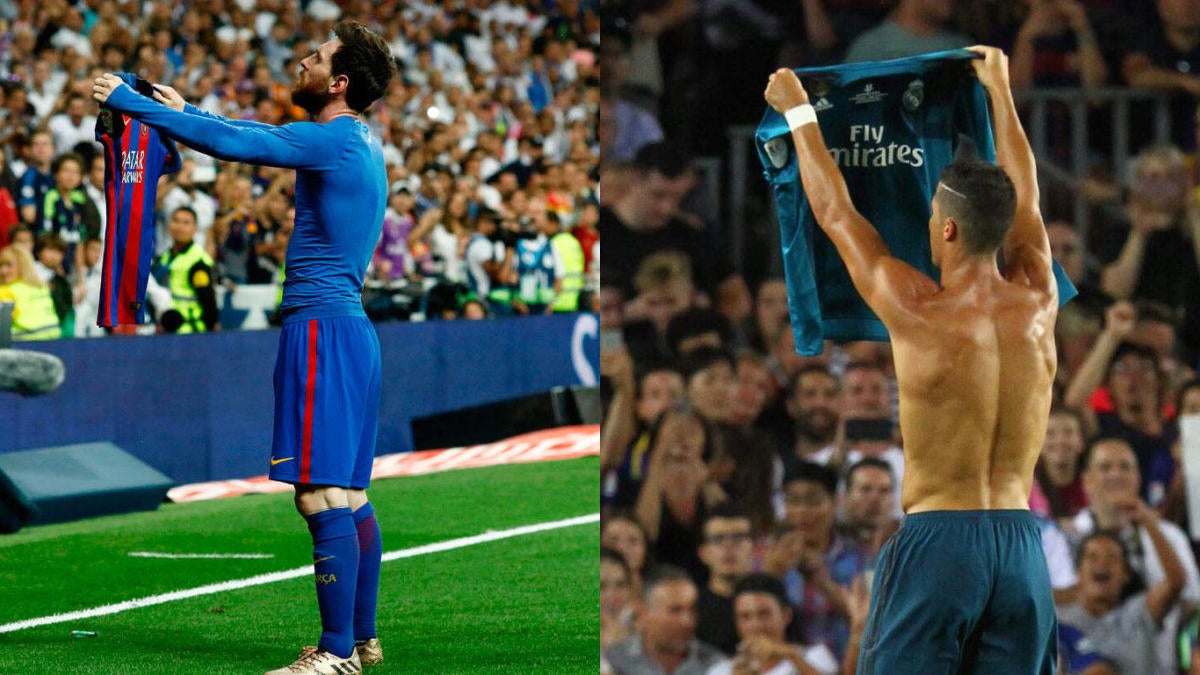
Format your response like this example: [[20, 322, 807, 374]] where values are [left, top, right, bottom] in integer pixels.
[[463, 208, 516, 316]]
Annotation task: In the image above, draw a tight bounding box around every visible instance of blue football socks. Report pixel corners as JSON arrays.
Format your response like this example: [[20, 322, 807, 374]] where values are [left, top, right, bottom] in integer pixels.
[[352, 502, 382, 642], [304, 507, 359, 659]]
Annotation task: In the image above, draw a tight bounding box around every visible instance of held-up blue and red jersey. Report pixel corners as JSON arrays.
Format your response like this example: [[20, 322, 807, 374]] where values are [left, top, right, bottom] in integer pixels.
[[95, 74, 182, 327], [103, 86, 386, 319]]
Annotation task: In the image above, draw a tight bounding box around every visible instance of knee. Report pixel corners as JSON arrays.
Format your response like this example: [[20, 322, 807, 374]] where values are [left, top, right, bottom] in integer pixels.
[[293, 486, 349, 515]]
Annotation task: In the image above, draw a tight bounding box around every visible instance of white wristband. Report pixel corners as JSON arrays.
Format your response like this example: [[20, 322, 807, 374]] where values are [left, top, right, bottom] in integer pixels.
[[785, 104, 817, 130]]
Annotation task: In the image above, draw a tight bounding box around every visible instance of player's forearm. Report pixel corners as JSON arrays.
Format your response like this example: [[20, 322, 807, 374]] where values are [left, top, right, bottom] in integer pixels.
[[792, 124, 860, 239], [184, 103, 277, 130], [108, 86, 274, 164], [982, 81, 1040, 210]]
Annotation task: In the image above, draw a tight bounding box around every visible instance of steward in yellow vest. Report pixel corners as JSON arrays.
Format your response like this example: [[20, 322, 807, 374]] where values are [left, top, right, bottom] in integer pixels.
[[156, 207, 218, 334]]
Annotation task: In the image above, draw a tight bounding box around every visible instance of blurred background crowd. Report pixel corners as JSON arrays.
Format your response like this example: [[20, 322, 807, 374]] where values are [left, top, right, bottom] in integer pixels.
[[0, 0, 600, 339], [600, 1, 1200, 673]]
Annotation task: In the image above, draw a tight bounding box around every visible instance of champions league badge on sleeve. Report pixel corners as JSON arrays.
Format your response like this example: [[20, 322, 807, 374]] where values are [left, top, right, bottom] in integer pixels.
[[763, 137, 789, 169]]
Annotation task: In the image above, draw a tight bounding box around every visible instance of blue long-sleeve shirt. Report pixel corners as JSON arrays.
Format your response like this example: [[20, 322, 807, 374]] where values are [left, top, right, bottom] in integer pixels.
[[105, 83, 387, 320]]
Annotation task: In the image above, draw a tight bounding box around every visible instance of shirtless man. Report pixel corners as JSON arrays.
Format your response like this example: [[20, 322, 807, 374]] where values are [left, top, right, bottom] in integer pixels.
[[764, 46, 1058, 674]]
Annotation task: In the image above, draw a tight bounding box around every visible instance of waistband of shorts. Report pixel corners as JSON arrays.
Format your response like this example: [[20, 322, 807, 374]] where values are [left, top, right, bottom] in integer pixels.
[[281, 304, 367, 324], [902, 509, 1036, 526]]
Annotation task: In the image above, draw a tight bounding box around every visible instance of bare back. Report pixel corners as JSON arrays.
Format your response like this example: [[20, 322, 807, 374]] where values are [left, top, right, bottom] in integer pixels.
[[888, 274, 1057, 513]]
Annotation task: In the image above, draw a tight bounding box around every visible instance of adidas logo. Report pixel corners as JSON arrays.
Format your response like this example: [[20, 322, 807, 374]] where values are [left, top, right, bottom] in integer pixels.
[[813, 97, 832, 112]]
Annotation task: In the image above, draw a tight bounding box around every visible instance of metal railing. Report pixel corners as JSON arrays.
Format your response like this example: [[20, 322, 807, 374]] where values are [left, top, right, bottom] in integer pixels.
[[719, 87, 1174, 275]]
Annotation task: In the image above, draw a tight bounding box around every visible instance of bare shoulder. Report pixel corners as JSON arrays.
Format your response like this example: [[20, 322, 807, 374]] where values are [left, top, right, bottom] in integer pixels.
[[1002, 209, 1055, 302], [866, 257, 941, 328]]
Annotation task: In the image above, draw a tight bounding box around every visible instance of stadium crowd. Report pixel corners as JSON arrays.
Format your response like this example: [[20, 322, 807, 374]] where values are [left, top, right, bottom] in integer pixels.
[[600, 0, 1200, 674], [0, 0, 600, 339]]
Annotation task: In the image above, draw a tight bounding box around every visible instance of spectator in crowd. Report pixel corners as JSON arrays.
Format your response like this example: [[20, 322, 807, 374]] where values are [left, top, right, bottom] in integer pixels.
[[599, 141, 738, 304], [1121, 0, 1200, 151], [32, 232, 71, 338], [636, 405, 728, 581], [745, 278, 790, 356], [603, 565, 725, 675], [601, 356, 687, 511], [1067, 302, 1176, 504], [1068, 435, 1200, 672], [598, 21, 663, 163], [47, 92, 97, 154], [842, 0, 971, 64], [73, 235, 104, 338], [782, 366, 840, 466], [764, 462, 865, 662], [1057, 520, 1186, 675], [373, 186, 419, 282], [682, 347, 738, 426], [625, 250, 696, 342], [968, 0, 1107, 90], [602, 511, 654, 597], [1162, 378, 1200, 534], [17, 130, 55, 227], [1031, 406, 1091, 523], [707, 573, 841, 675], [666, 309, 734, 361], [1096, 145, 1200, 362], [0, 244, 59, 341], [6, 224, 33, 256], [696, 503, 757, 655], [601, 547, 637, 651], [157, 158, 217, 255], [0, 150, 19, 248], [40, 152, 98, 278], [838, 457, 897, 552], [81, 154, 106, 240]]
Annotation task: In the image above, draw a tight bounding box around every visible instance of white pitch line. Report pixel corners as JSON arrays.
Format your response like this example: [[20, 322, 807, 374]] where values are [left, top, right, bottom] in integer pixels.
[[129, 552, 277, 560], [0, 513, 599, 634]]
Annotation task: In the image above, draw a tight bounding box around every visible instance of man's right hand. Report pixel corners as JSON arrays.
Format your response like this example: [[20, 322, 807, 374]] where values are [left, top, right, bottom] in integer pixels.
[[1104, 300, 1136, 340], [151, 84, 186, 112], [764, 68, 809, 114], [966, 45, 1011, 92]]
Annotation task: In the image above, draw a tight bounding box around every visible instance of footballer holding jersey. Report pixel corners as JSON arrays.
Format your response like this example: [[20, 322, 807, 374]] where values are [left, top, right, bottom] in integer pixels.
[[95, 21, 396, 675]]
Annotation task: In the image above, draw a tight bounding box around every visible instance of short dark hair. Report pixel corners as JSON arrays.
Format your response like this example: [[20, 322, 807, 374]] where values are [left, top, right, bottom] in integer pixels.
[[632, 141, 689, 180], [845, 457, 893, 489], [1178, 379, 1200, 415], [642, 564, 695, 601], [936, 159, 1017, 255], [51, 152, 84, 175], [34, 232, 67, 254], [171, 205, 198, 223], [732, 573, 789, 608], [1080, 436, 1136, 473], [788, 365, 837, 398], [783, 461, 838, 496], [679, 345, 735, 382], [331, 20, 397, 113], [1077, 529, 1143, 600], [703, 501, 751, 529]]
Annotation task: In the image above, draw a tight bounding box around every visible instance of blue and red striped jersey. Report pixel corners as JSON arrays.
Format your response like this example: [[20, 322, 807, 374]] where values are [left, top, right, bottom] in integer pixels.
[[95, 74, 182, 327]]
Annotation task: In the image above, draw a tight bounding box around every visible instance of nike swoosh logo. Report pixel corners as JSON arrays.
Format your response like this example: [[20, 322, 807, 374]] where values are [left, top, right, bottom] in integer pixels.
[[270, 457, 294, 466], [313, 555, 335, 564]]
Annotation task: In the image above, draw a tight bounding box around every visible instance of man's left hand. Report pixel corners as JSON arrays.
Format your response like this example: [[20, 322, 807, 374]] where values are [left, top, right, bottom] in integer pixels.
[[765, 68, 809, 114], [92, 73, 125, 105]]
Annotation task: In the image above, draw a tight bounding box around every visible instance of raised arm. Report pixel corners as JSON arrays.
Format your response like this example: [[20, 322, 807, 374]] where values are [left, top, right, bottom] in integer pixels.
[[967, 46, 1053, 284], [762, 69, 936, 324], [94, 75, 337, 171], [1125, 497, 1186, 626]]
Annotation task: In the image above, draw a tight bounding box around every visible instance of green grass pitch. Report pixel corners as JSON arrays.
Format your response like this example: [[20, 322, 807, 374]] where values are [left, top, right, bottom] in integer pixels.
[[0, 457, 600, 673]]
